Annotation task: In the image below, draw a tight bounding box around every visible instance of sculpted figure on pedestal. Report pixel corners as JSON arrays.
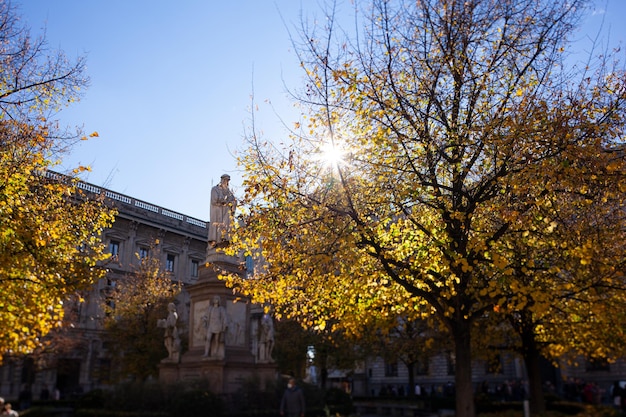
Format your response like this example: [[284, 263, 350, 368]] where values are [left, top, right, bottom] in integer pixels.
[[258, 311, 275, 363], [203, 295, 228, 359], [157, 303, 181, 363], [208, 174, 236, 248]]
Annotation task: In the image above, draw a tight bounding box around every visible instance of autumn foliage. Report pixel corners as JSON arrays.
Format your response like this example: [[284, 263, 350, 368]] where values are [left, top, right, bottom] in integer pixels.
[[224, 1, 625, 416], [0, 1, 115, 358], [102, 244, 181, 381]]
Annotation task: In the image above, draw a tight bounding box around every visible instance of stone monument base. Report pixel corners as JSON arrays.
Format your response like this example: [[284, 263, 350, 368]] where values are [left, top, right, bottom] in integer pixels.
[[158, 252, 278, 394], [158, 358, 277, 393]]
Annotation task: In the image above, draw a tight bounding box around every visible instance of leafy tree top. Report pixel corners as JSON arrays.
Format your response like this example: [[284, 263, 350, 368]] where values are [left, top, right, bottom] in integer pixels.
[[0, 0, 115, 359]]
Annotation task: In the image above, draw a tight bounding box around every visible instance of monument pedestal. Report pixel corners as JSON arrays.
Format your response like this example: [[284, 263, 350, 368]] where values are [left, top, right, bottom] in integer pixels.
[[159, 251, 277, 393]]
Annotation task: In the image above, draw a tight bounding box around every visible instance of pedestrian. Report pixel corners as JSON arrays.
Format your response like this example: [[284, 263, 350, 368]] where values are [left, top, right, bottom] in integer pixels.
[[18, 385, 31, 410], [280, 378, 305, 417], [40, 386, 49, 401], [613, 381, 623, 409], [1, 402, 18, 417]]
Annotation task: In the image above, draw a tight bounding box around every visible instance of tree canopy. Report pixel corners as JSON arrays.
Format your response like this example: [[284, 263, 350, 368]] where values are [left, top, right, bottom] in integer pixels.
[[223, 1, 625, 416], [0, 0, 115, 358]]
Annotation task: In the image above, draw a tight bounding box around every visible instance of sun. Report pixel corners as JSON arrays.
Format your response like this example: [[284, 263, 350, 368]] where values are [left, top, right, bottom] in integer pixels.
[[317, 141, 347, 169]]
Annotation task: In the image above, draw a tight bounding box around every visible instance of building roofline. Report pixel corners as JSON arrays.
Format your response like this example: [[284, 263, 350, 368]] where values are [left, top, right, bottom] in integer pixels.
[[47, 170, 208, 240]]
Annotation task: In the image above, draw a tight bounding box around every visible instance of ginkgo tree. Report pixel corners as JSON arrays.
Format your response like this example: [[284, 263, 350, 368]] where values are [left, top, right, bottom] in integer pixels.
[[222, 1, 626, 416], [0, 1, 115, 359]]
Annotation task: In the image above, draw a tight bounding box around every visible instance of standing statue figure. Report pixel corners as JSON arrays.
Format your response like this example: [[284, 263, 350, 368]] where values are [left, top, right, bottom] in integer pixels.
[[203, 295, 228, 359], [157, 303, 181, 363], [208, 174, 237, 248], [258, 311, 275, 363]]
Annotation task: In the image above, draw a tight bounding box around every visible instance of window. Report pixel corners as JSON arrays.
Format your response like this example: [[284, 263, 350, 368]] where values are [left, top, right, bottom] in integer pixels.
[[245, 255, 254, 278], [384, 360, 398, 377], [166, 253, 176, 272], [109, 240, 120, 261], [139, 246, 149, 260], [105, 298, 115, 316], [191, 260, 199, 278]]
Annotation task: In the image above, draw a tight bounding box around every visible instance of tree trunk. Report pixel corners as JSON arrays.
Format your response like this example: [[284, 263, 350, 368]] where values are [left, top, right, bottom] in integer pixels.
[[454, 321, 476, 417], [521, 324, 546, 415], [406, 361, 416, 398], [319, 350, 328, 389]]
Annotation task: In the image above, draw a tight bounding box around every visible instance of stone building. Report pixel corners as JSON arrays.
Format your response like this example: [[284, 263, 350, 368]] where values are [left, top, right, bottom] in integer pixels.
[[0, 177, 209, 401], [356, 353, 626, 403]]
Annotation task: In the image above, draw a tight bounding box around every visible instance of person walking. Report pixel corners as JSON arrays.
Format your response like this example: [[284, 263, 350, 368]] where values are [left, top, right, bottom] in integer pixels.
[[2, 402, 19, 417], [280, 378, 305, 417]]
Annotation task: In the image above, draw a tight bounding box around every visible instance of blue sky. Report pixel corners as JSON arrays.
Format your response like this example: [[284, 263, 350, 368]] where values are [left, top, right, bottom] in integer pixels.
[[16, 0, 626, 221]]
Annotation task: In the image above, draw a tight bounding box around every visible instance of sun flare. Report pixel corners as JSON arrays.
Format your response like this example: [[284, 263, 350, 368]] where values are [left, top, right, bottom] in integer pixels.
[[317, 141, 346, 168]]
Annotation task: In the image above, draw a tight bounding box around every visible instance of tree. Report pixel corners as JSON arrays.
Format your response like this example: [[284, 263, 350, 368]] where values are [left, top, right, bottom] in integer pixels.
[[224, 1, 626, 416], [0, 0, 114, 359], [273, 319, 314, 380], [0, 1, 87, 122], [368, 316, 447, 398], [493, 143, 626, 414], [273, 318, 366, 389], [0, 139, 115, 359], [308, 326, 369, 390], [102, 242, 181, 381]]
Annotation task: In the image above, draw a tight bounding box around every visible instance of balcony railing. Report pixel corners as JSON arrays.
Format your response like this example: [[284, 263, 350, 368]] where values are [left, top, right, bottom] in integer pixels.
[[47, 170, 207, 229]]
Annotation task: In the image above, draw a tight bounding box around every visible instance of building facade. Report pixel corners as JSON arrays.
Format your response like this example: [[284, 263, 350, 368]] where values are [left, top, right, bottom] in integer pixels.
[[354, 353, 626, 403], [0, 178, 209, 401]]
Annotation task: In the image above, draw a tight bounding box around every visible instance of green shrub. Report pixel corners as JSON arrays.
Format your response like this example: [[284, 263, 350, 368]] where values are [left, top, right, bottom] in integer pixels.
[[429, 396, 456, 411], [547, 401, 585, 415], [476, 401, 522, 414], [323, 388, 353, 416], [17, 406, 67, 417], [167, 389, 222, 417], [75, 411, 167, 417], [107, 382, 164, 412], [73, 381, 223, 417], [79, 389, 107, 409]]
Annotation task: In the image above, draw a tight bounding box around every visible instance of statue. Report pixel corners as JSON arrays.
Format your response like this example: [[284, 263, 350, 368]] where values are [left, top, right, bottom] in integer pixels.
[[157, 303, 181, 363], [203, 295, 228, 359], [208, 174, 236, 248], [258, 311, 275, 363]]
